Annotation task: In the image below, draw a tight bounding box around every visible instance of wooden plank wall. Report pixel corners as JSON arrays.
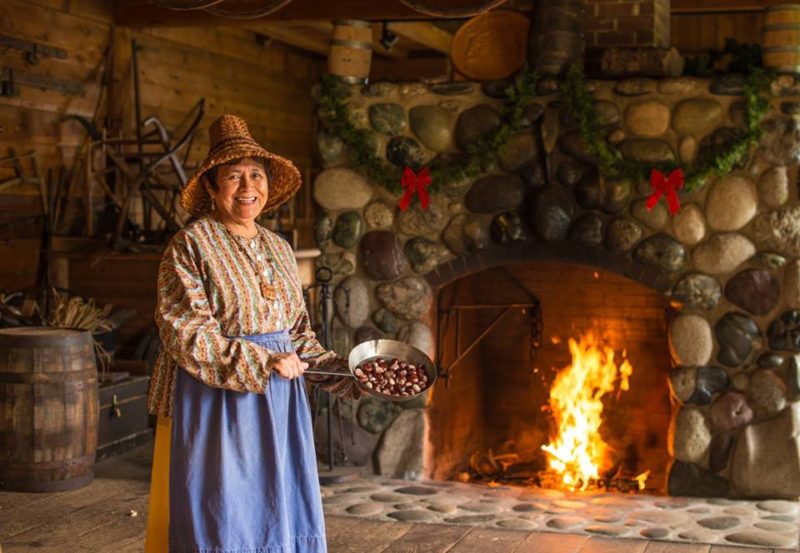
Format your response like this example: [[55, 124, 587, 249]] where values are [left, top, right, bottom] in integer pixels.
[[671, 12, 763, 54]]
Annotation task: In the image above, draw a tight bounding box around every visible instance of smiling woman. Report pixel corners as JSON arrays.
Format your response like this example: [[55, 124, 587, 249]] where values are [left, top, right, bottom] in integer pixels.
[[204, 157, 271, 238]]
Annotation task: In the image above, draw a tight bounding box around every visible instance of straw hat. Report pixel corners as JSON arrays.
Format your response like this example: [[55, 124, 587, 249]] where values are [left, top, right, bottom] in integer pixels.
[[181, 114, 302, 216]]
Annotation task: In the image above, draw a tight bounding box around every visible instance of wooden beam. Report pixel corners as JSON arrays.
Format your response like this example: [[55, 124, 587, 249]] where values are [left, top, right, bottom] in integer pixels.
[[671, 0, 784, 14], [387, 22, 452, 54], [244, 22, 329, 56]]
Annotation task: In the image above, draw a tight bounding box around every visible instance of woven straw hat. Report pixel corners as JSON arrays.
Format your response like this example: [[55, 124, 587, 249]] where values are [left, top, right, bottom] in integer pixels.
[[181, 114, 301, 216]]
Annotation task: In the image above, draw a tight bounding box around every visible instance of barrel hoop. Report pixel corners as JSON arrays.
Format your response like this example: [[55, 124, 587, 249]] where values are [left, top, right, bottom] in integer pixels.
[[765, 3, 800, 11], [0, 369, 98, 384], [0, 453, 95, 472], [335, 75, 369, 84], [330, 38, 373, 50], [762, 23, 800, 31], [0, 328, 92, 349], [332, 19, 372, 28]]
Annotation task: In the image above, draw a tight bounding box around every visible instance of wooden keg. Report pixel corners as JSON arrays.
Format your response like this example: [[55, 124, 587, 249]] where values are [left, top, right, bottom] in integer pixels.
[[328, 19, 373, 84], [762, 4, 800, 74], [528, 0, 585, 76], [0, 328, 99, 492]]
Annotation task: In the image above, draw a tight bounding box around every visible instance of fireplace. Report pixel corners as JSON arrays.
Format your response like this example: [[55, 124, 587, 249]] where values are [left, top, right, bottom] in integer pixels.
[[313, 73, 800, 499]]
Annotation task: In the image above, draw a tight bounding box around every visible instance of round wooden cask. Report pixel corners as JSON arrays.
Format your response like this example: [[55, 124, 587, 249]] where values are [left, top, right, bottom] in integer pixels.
[[329, 20, 373, 84], [763, 4, 800, 74], [528, 0, 586, 76], [0, 328, 98, 492]]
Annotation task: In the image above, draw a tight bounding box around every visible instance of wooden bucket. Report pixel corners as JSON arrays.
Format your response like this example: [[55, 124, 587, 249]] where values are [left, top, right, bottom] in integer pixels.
[[762, 4, 800, 74], [0, 328, 99, 492], [328, 19, 373, 84], [528, 0, 585, 76]]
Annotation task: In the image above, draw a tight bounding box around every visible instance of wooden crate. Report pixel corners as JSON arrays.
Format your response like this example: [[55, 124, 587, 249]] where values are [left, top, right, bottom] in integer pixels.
[[97, 366, 152, 460]]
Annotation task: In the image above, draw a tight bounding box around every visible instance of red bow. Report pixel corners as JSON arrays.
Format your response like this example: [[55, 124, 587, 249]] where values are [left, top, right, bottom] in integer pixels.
[[647, 168, 684, 215], [398, 167, 431, 211]]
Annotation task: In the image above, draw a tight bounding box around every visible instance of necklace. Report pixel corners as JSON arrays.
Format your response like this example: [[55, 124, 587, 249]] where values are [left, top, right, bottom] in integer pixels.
[[223, 223, 278, 301]]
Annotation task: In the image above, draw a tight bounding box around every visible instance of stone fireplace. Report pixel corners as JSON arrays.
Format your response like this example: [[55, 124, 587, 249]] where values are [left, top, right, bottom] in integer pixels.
[[312, 73, 800, 499]]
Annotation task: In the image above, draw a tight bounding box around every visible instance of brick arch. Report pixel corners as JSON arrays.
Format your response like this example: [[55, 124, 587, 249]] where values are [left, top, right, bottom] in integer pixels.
[[423, 241, 673, 294]]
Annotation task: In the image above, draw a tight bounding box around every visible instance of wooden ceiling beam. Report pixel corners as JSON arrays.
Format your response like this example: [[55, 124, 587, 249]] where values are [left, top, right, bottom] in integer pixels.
[[245, 22, 330, 55], [386, 22, 452, 54], [671, 0, 786, 14]]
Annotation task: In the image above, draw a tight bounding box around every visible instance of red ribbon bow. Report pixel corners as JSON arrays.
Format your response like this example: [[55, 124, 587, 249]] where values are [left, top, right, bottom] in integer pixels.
[[647, 168, 684, 215], [398, 167, 431, 211]]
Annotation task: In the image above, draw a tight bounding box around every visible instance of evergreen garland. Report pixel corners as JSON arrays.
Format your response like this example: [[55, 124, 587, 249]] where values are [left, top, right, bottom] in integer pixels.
[[560, 64, 772, 193], [318, 66, 539, 197]]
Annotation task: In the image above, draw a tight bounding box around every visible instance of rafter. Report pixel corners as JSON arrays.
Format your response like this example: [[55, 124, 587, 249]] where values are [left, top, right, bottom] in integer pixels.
[[387, 22, 452, 54]]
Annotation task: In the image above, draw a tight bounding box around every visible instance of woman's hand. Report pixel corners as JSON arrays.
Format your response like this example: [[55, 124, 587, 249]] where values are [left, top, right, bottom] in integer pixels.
[[270, 353, 309, 379]]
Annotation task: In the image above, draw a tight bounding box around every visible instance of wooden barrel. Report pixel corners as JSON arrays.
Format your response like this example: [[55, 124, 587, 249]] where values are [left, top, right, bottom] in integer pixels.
[[0, 328, 98, 492], [763, 4, 800, 74], [328, 20, 373, 84], [528, 0, 585, 76]]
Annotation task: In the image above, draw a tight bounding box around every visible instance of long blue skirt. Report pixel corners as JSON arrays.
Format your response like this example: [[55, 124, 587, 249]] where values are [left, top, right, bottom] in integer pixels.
[[168, 330, 326, 553]]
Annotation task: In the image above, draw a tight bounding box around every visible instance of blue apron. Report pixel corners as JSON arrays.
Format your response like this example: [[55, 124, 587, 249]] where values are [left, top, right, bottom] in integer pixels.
[[168, 330, 326, 553]]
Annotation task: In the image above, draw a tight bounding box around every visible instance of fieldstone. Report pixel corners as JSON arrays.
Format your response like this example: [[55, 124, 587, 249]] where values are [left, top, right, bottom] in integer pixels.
[[559, 130, 597, 163], [601, 179, 632, 214], [546, 516, 584, 529], [669, 366, 697, 403], [726, 531, 797, 549], [376, 409, 425, 479], [758, 500, 800, 514], [753, 252, 787, 269], [335, 276, 369, 327], [496, 519, 537, 530], [387, 509, 437, 522], [668, 461, 730, 497], [428, 153, 472, 197], [619, 139, 675, 163], [431, 83, 473, 95], [360, 231, 407, 280], [679, 135, 698, 164], [658, 77, 699, 95], [531, 186, 576, 241], [787, 260, 800, 309], [715, 312, 761, 366], [607, 128, 626, 144], [731, 401, 800, 498], [782, 102, 800, 116], [634, 234, 685, 273], [671, 275, 720, 313], [699, 128, 748, 169], [769, 310, 800, 352], [404, 238, 448, 273], [575, 173, 602, 210], [672, 98, 723, 136], [614, 78, 656, 96], [376, 277, 432, 321], [758, 166, 789, 207], [631, 199, 668, 230], [640, 528, 670, 539], [372, 308, 398, 334], [772, 74, 800, 96], [760, 117, 800, 166], [672, 204, 706, 245], [692, 233, 755, 275], [455, 104, 501, 151], [710, 73, 747, 95], [332, 211, 364, 249], [758, 352, 786, 369], [691, 366, 730, 405], [395, 486, 437, 496], [316, 251, 357, 276], [396, 321, 434, 360], [481, 79, 515, 98], [584, 525, 627, 537], [710, 391, 753, 432], [706, 176, 758, 231], [315, 214, 334, 248], [445, 514, 497, 524], [464, 218, 490, 251], [362, 82, 397, 97], [427, 501, 458, 513], [697, 516, 740, 530], [753, 206, 800, 257], [556, 162, 584, 187], [369, 103, 406, 136], [364, 201, 395, 229], [725, 269, 780, 316], [670, 315, 713, 366], [568, 213, 605, 246], [314, 168, 373, 210], [386, 137, 425, 169], [465, 175, 526, 213], [749, 369, 788, 416], [354, 325, 383, 345], [709, 432, 735, 472], [671, 406, 711, 465], [459, 501, 501, 513], [606, 218, 643, 253], [357, 398, 401, 434], [346, 503, 384, 516], [499, 132, 539, 172], [317, 130, 346, 165], [409, 105, 452, 152], [442, 214, 469, 255], [491, 212, 529, 244], [540, 109, 559, 153], [397, 202, 446, 236], [625, 101, 670, 137], [596, 100, 621, 127]]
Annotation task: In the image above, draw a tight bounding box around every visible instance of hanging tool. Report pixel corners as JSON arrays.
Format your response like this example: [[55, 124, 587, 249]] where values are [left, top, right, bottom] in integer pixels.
[[0, 34, 68, 65]]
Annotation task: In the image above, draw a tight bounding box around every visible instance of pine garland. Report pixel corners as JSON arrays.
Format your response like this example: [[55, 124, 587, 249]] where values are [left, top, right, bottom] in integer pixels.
[[560, 64, 772, 193], [318, 66, 539, 197]]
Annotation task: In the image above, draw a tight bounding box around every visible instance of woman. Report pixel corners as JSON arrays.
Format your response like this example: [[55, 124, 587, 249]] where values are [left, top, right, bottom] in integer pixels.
[[145, 114, 358, 553]]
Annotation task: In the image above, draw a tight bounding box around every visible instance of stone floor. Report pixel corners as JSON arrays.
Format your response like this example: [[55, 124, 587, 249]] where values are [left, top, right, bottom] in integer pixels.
[[321, 478, 800, 551]]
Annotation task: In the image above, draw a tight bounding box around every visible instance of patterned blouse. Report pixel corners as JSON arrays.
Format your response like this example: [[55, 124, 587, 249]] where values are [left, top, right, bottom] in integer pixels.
[[148, 215, 358, 417]]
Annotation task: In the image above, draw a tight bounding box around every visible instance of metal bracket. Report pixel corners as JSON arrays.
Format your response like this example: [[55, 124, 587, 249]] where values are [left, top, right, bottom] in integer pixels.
[[0, 34, 68, 65], [0, 66, 85, 97]]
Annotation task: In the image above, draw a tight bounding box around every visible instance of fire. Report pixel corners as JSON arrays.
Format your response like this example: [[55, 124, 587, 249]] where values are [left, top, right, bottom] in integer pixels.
[[541, 332, 633, 491]]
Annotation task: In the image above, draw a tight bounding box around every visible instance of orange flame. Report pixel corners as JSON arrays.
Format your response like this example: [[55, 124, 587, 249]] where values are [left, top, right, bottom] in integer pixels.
[[541, 332, 633, 491]]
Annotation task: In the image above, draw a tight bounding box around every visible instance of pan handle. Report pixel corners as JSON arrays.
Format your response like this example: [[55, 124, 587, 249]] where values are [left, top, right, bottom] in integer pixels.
[[304, 368, 355, 378]]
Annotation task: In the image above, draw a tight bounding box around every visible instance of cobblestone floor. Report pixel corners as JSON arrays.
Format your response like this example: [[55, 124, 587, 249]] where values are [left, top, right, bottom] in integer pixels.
[[321, 477, 800, 550]]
